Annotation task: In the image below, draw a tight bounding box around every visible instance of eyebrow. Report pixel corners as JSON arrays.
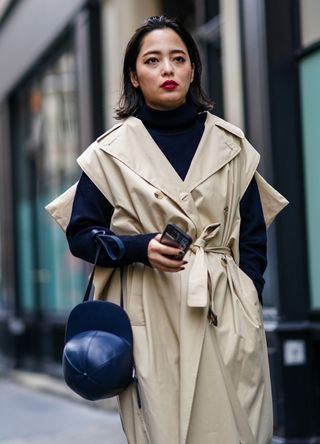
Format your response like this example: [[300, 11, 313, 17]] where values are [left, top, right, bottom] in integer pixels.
[[141, 49, 187, 57]]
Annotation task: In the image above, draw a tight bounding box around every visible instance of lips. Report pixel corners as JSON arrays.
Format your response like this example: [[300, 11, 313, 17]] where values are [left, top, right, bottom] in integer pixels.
[[160, 80, 178, 90]]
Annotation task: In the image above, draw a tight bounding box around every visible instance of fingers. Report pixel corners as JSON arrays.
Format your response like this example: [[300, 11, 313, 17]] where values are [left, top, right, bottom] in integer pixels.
[[152, 255, 186, 273], [152, 234, 182, 257], [148, 235, 188, 273]]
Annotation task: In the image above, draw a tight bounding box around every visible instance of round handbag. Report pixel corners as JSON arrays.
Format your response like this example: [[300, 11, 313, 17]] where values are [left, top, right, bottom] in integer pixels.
[[63, 299, 134, 401], [62, 231, 136, 401]]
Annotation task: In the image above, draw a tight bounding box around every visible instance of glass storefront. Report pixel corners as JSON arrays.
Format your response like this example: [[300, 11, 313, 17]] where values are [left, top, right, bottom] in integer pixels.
[[299, 0, 320, 310], [299, 48, 320, 309], [300, 0, 320, 48], [11, 38, 85, 315]]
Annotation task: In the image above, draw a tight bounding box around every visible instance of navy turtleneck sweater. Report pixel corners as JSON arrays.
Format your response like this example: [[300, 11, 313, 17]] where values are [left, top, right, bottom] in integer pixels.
[[66, 100, 267, 301]]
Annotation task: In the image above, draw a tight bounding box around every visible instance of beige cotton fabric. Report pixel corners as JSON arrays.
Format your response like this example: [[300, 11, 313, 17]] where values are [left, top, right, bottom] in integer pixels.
[[46, 112, 288, 444]]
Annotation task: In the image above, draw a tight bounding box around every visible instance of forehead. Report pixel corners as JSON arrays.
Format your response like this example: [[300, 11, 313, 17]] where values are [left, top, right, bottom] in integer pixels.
[[139, 28, 188, 55]]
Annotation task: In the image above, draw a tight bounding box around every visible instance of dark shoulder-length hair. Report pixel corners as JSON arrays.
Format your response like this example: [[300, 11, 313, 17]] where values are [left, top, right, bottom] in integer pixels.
[[115, 15, 213, 119]]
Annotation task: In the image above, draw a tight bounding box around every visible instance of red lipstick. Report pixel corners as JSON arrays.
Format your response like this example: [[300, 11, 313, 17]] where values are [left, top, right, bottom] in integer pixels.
[[160, 80, 178, 90]]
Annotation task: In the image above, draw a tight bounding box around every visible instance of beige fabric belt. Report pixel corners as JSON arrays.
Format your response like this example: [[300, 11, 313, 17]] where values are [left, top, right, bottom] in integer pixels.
[[187, 223, 232, 309]]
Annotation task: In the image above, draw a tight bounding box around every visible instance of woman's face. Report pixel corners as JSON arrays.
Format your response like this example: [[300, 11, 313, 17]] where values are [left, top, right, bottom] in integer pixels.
[[130, 28, 194, 111]]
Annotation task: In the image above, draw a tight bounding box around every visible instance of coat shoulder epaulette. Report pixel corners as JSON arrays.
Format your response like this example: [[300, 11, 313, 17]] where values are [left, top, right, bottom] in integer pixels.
[[211, 115, 245, 139], [96, 122, 124, 145]]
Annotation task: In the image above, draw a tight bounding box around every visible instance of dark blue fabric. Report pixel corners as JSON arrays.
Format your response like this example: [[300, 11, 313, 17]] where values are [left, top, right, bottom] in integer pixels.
[[66, 174, 154, 267], [66, 100, 267, 301], [137, 101, 206, 180], [239, 179, 267, 299]]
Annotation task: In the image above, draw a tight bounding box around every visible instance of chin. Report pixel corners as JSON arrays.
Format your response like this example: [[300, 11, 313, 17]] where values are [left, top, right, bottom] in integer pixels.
[[161, 97, 186, 110], [166, 100, 186, 109], [147, 96, 186, 111]]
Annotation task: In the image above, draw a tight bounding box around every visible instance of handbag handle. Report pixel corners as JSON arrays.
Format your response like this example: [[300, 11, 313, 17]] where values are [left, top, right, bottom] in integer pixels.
[[83, 230, 125, 305], [79, 229, 141, 408]]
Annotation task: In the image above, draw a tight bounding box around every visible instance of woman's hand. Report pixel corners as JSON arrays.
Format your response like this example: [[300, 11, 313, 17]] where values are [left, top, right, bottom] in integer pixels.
[[148, 234, 187, 272]]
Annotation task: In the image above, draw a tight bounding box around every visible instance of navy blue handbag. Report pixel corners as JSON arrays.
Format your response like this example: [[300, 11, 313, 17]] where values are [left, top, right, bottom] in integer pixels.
[[62, 230, 140, 404]]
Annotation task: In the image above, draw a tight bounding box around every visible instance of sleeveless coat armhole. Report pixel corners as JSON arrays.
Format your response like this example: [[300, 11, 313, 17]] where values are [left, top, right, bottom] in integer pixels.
[[254, 172, 289, 227], [45, 183, 77, 232], [231, 133, 289, 228]]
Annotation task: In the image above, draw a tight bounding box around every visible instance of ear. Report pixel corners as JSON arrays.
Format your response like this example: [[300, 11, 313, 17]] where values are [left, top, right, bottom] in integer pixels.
[[130, 70, 139, 88], [190, 63, 195, 83]]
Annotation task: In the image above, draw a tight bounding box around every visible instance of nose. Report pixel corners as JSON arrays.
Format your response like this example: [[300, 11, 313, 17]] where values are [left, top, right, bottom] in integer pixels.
[[161, 58, 174, 76]]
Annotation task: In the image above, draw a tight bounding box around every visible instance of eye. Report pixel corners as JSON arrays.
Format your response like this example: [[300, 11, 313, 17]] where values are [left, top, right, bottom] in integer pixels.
[[174, 56, 186, 63], [145, 57, 158, 65]]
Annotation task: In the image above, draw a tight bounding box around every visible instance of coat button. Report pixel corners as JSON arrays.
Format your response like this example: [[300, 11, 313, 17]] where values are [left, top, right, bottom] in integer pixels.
[[221, 257, 227, 266], [154, 191, 164, 199]]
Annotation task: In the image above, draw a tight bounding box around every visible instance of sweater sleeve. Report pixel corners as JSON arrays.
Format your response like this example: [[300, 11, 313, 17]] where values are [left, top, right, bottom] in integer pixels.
[[239, 177, 267, 303], [66, 173, 155, 267]]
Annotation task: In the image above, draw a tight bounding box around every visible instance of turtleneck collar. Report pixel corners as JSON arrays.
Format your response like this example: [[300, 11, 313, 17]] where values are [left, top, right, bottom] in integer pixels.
[[137, 98, 200, 131]]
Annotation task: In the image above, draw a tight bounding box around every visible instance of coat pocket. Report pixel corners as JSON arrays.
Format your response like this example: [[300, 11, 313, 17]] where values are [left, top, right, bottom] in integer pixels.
[[231, 265, 262, 332], [125, 264, 146, 326]]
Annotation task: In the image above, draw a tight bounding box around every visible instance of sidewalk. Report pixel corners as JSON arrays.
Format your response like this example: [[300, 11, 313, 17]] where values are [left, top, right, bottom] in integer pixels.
[[0, 371, 127, 444], [9, 369, 119, 411]]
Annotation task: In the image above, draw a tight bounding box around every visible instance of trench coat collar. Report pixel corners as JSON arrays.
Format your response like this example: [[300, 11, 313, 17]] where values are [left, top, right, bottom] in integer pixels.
[[97, 113, 242, 225]]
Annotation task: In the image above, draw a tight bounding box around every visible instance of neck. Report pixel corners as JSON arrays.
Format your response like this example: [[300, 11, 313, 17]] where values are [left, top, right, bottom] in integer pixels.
[[137, 99, 199, 130]]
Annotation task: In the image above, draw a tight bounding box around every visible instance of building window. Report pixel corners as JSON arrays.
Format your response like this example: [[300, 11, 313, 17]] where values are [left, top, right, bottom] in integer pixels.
[[194, 0, 223, 117], [10, 37, 85, 315], [299, 47, 320, 309], [298, 0, 320, 309], [300, 0, 320, 48]]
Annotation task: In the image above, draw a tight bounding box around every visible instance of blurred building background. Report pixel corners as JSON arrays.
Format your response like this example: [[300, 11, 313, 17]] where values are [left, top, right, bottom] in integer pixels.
[[0, 0, 319, 442]]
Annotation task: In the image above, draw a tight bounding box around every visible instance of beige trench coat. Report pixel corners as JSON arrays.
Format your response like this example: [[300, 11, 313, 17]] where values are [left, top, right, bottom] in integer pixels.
[[46, 112, 288, 444]]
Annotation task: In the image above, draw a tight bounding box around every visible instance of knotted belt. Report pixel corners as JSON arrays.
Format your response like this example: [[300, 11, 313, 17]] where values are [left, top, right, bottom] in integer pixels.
[[187, 223, 232, 325]]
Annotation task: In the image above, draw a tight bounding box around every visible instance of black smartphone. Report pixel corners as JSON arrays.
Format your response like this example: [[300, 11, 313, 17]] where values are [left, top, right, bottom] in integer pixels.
[[160, 223, 192, 260]]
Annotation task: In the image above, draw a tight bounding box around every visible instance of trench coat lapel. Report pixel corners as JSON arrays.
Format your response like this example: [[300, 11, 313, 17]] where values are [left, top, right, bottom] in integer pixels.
[[97, 116, 184, 191], [184, 113, 241, 191], [97, 114, 241, 231], [97, 116, 202, 228]]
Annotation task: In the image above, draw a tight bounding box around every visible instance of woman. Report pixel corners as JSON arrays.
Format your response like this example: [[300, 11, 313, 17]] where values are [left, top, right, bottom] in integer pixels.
[[47, 16, 288, 444]]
